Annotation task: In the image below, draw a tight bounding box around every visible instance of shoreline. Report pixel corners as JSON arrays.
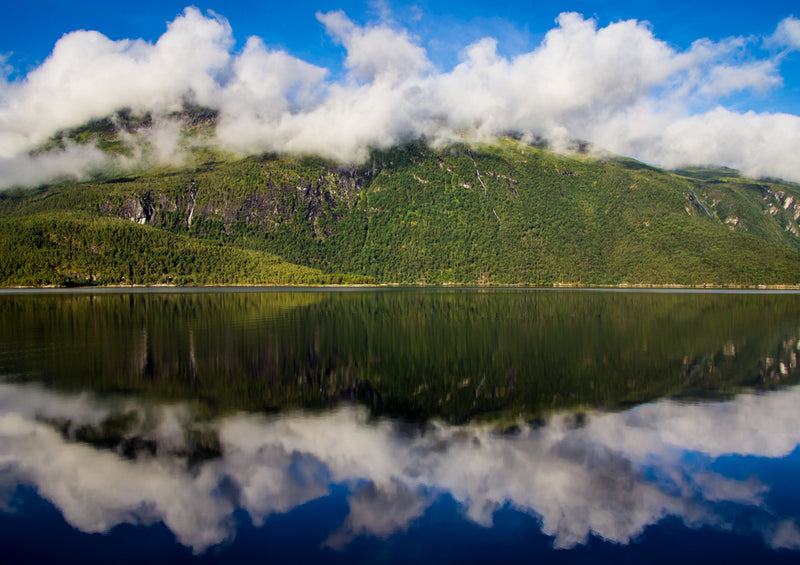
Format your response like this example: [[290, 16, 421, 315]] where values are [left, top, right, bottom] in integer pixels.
[[2, 282, 799, 292]]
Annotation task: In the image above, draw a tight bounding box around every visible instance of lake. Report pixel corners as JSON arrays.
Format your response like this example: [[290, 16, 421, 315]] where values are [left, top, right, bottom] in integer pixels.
[[1, 288, 799, 564]]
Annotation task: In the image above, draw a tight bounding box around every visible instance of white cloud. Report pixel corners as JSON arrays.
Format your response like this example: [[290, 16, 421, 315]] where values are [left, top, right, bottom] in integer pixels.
[[0, 143, 109, 188], [1, 382, 800, 553], [765, 519, 800, 550], [770, 16, 800, 50], [698, 61, 782, 96], [1, 8, 800, 187], [598, 106, 800, 180], [213, 36, 329, 153], [324, 480, 429, 549], [317, 10, 429, 82], [0, 8, 231, 159]]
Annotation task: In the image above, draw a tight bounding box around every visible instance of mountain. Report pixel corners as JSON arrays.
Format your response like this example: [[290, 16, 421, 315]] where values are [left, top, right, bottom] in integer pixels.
[[2, 113, 800, 287]]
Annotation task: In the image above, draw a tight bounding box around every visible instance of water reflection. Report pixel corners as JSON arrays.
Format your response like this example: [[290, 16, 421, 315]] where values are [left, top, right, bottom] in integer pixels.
[[2, 289, 800, 421], [1, 381, 800, 554]]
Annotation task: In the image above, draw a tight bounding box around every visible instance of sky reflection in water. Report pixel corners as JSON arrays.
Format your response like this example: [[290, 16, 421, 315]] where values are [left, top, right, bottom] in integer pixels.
[[1, 381, 800, 560]]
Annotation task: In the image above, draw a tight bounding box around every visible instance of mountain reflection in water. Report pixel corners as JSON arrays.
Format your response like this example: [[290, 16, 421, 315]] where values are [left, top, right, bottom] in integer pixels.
[[1, 381, 800, 556], [2, 289, 800, 422]]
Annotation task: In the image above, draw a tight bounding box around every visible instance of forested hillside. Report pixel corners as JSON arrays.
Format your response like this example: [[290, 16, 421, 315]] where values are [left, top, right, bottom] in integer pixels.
[[2, 123, 800, 286]]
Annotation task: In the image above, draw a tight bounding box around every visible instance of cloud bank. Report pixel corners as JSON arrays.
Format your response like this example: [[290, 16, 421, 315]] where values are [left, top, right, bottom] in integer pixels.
[[1, 8, 800, 188], [2, 382, 800, 553]]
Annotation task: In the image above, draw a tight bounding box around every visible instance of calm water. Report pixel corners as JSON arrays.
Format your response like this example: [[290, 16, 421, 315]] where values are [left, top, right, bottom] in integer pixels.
[[1, 288, 799, 564]]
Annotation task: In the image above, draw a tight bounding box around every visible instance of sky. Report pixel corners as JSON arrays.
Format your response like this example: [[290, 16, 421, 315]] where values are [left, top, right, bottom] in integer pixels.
[[1, 1, 800, 187]]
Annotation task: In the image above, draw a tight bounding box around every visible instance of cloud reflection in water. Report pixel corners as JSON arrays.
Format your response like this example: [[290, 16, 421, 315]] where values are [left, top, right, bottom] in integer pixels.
[[0, 382, 799, 553]]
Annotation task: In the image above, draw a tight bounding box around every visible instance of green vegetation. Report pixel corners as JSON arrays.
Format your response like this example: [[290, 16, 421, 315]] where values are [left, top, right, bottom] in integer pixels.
[[4, 128, 800, 287], [0, 212, 373, 286]]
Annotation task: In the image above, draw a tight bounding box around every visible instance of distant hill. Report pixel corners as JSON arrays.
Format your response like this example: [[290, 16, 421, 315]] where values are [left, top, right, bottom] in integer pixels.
[[2, 113, 800, 287]]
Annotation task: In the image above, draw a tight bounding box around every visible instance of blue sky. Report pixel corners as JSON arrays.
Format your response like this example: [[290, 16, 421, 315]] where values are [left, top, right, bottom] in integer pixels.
[[4, 1, 799, 104], [1, 1, 800, 186]]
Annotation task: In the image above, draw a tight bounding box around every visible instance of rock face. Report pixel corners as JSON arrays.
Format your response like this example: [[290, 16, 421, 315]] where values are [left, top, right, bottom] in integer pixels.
[[105, 161, 369, 236], [120, 193, 156, 225], [765, 186, 800, 221]]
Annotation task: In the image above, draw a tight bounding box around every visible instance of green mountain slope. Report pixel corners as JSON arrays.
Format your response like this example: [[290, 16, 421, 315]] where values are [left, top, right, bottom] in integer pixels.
[[0, 212, 372, 286], [3, 132, 800, 286]]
